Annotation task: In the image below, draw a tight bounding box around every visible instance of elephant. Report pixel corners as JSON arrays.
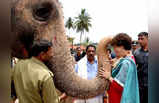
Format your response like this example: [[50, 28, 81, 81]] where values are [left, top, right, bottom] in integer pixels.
[[11, 0, 112, 99]]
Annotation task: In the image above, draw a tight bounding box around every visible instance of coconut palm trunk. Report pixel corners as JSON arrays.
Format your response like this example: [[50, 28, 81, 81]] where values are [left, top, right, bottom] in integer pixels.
[[80, 32, 83, 45]]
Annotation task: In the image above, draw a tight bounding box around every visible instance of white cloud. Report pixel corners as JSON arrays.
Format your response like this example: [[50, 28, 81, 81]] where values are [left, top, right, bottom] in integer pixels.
[[60, 0, 148, 43]]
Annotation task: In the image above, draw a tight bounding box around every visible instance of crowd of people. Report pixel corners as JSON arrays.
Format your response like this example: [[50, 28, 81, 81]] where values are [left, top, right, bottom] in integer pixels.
[[11, 32, 148, 103], [68, 32, 148, 103]]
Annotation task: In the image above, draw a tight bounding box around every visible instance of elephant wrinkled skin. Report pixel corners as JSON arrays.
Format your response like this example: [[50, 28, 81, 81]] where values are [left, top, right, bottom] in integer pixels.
[[11, 0, 112, 99]]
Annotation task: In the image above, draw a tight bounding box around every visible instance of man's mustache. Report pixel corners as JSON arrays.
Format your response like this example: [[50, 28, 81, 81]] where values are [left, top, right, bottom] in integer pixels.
[[88, 54, 94, 57]]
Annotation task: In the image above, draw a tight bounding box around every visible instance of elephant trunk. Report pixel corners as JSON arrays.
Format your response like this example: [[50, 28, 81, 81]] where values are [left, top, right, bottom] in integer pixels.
[[11, 0, 112, 99], [48, 29, 112, 98]]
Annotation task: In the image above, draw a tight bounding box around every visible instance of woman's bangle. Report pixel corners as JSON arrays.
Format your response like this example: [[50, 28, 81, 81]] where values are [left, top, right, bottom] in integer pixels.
[[109, 77, 113, 82]]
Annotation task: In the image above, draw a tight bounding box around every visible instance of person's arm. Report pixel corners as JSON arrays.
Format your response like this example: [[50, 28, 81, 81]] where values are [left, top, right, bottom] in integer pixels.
[[59, 93, 67, 101], [133, 50, 139, 67], [42, 77, 59, 103], [99, 68, 124, 95], [11, 81, 17, 101], [11, 69, 17, 102], [99, 60, 129, 86], [108, 76, 114, 82]]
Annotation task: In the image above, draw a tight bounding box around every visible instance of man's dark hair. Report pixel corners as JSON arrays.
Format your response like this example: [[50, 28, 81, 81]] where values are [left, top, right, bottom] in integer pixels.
[[11, 30, 35, 58], [107, 49, 111, 53], [111, 33, 132, 50], [86, 44, 96, 52], [138, 32, 148, 37], [18, 33, 34, 53], [31, 40, 53, 56]]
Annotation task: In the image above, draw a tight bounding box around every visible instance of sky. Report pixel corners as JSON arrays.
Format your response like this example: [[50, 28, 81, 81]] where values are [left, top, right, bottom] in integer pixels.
[[59, 0, 148, 44]]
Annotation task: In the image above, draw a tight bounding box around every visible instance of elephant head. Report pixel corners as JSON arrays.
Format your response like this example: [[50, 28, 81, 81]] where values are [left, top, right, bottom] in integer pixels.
[[11, 0, 112, 99]]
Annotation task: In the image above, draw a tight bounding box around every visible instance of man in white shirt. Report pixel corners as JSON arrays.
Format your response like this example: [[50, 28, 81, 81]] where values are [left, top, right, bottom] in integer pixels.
[[74, 44, 103, 103]]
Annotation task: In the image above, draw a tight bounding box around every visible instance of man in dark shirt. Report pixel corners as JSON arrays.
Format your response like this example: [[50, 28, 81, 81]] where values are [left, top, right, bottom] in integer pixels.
[[134, 32, 148, 103], [74, 46, 83, 62]]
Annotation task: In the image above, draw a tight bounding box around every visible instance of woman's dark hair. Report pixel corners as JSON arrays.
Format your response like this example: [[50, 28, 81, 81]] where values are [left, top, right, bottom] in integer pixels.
[[111, 33, 132, 50], [86, 44, 96, 52], [31, 39, 52, 56]]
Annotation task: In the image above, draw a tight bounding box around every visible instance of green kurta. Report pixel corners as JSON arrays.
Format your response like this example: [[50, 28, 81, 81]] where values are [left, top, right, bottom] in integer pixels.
[[12, 57, 59, 103]]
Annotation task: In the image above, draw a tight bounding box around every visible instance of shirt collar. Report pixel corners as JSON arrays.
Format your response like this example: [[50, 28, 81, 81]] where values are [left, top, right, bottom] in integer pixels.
[[31, 57, 47, 68], [87, 56, 98, 64], [140, 47, 148, 52]]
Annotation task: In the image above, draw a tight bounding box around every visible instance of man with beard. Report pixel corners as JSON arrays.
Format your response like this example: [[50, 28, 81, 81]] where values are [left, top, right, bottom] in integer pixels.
[[12, 40, 59, 103], [74, 44, 103, 103], [134, 32, 148, 103]]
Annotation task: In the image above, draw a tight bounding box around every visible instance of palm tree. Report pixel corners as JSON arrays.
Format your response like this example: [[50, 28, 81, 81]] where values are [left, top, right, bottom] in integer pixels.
[[65, 17, 74, 35], [65, 17, 75, 48], [75, 9, 92, 44]]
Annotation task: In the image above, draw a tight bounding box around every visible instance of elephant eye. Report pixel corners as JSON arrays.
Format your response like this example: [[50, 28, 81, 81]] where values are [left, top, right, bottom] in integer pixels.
[[33, 2, 53, 21]]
